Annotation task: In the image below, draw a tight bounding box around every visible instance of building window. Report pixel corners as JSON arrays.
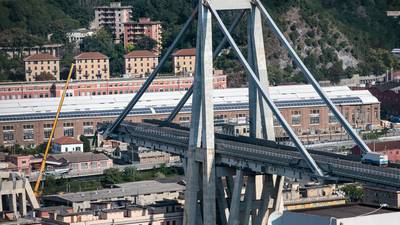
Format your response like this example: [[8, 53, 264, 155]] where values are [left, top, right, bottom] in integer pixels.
[[329, 113, 338, 124], [23, 124, 34, 140], [3, 131, 14, 141], [291, 110, 301, 125], [76, 147, 81, 151], [309, 109, 320, 125], [91, 161, 97, 169], [81, 162, 88, 170], [64, 128, 74, 137]]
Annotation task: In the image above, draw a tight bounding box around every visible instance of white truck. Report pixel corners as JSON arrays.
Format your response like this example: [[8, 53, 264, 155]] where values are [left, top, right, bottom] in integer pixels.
[[361, 152, 389, 166]]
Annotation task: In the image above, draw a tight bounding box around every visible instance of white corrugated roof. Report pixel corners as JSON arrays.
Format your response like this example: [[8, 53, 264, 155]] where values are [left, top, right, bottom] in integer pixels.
[[0, 85, 379, 116]]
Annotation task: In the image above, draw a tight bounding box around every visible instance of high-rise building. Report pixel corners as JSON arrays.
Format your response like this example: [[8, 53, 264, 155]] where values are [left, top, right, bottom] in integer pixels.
[[92, 2, 132, 42], [74, 52, 110, 80], [24, 53, 60, 82], [123, 18, 162, 53]]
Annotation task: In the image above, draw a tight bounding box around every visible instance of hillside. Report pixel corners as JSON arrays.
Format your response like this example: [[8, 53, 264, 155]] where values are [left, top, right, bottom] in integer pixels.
[[0, 0, 400, 83]]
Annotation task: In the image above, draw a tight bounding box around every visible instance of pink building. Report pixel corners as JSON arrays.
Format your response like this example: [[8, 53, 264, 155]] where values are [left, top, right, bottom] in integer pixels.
[[352, 140, 400, 163], [5, 155, 31, 175], [124, 18, 162, 52], [47, 152, 113, 176], [0, 72, 227, 100]]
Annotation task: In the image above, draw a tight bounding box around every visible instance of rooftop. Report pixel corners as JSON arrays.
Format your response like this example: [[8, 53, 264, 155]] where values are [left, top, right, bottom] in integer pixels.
[[74, 52, 108, 60], [43, 180, 185, 203], [48, 152, 109, 163], [24, 53, 59, 62], [53, 136, 83, 145], [124, 50, 158, 58], [0, 86, 379, 122], [292, 204, 399, 219], [172, 48, 196, 57]]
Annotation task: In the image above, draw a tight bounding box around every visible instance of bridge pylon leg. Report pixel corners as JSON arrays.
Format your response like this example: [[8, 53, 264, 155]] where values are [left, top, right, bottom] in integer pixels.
[[184, 1, 216, 225]]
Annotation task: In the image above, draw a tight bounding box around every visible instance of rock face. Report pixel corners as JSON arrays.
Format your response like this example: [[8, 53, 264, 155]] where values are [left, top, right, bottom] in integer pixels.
[[264, 7, 359, 72]]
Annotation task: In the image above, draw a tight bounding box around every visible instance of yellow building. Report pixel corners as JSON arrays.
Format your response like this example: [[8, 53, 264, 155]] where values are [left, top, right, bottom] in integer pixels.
[[74, 52, 110, 80], [124, 50, 158, 78], [24, 53, 60, 81], [172, 48, 196, 75]]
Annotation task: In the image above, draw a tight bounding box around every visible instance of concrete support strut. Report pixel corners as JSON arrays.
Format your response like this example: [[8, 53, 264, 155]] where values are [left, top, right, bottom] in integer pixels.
[[253, 0, 372, 154]]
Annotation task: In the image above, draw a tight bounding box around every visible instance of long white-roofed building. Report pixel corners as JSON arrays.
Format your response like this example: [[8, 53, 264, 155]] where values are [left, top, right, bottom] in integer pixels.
[[0, 85, 380, 147]]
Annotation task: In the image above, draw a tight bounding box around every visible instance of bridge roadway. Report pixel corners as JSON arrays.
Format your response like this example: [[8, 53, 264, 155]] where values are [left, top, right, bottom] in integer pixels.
[[105, 121, 400, 189]]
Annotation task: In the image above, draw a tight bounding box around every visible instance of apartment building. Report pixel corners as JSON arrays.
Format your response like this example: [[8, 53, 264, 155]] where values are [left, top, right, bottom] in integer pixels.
[[92, 2, 132, 42], [123, 18, 163, 52], [0, 86, 380, 147], [74, 52, 110, 80], [0, 72, 227, 100], [172, 48, 196, 75], [124, 50, 158, 78], [24, 53, 60, 81]]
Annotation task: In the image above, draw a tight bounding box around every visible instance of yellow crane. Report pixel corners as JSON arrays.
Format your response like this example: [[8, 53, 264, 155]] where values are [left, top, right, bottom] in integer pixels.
[[33, 64, 75, 196]]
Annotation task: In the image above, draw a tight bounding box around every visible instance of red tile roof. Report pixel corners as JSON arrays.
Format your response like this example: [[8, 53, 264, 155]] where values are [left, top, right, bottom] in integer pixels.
[[124, 50, 158, 58], [74, 52, 108, 60], [172, 48, 196, 57], [54, 136, 83, 145], [24, 53, 59, 62]]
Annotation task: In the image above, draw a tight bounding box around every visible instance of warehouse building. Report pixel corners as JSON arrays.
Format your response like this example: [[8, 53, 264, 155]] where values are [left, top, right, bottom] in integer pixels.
[[0, 85, 380, 147]]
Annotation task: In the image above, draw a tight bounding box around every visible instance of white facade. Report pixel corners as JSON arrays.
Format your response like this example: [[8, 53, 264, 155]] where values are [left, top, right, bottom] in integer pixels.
[[66, 29, 95, 46], [52, 143, 83, 153]]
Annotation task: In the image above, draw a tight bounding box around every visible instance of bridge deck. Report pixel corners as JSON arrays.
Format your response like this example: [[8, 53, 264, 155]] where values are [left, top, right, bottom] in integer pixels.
[[107, 121, 400, 189]]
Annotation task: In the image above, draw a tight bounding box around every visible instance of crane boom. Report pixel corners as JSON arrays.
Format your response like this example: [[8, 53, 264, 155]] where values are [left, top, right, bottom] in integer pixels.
[[33, 64, 75, 195]]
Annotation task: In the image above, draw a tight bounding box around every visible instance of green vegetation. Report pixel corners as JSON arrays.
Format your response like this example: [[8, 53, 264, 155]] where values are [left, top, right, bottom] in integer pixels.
[[102, 164, 182, 186], [79, 135, 91, 152], [341, 184, 364, 202], [0, 143, 47, 155], [1, 0, 400, 82]]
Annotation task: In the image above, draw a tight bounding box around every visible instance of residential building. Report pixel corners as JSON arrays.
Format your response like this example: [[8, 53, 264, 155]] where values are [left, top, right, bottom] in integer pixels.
[[39, 152, 113, 178], [124, 50, 158, 78], [66, 28, 95, 47], [319, 74, 386, 87], [42, 180, 185, 211], [24, 53, 60, 81], [0, 86, 380, 147], [351, 140, 400, 163], [0, 72, 227, 100], [52, 137, 84, 153], [0, 44, 62, 59], [41, 200, 183, 225], [123, 18, 162, 52], [172, 48, 196, 75], [92, 2, 132, 42], [280, 204, 400, 225], [74, 52, 110, 80], [5, 155, 31, 175]]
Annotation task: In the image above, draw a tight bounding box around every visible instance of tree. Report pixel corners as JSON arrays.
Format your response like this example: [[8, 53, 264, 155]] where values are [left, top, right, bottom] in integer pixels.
[[122, 166, 139, 182], [34, 72, 55, 81], [102, 168, 123, 185], [80, 29, 125, 77], [341, 184, 363, 202], [135, 36, 157, 51], [79, 135, 91, 152]]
